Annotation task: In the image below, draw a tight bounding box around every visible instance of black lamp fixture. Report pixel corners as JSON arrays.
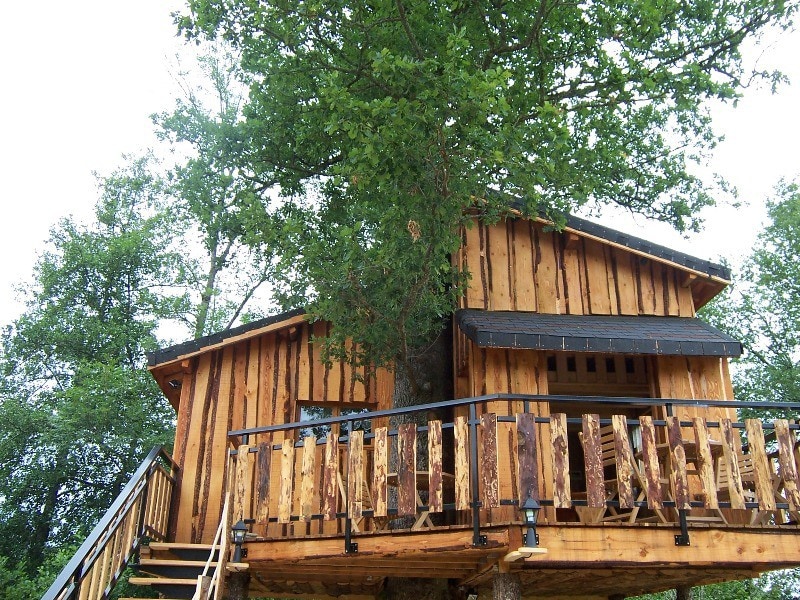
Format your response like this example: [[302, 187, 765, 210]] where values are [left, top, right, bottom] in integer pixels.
[[231, 519, 248, 562], [521, 497, 541, 547]]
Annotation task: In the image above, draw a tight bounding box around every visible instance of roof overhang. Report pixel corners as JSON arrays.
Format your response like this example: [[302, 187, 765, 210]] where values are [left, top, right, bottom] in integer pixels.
[[456, 309, 742, 357]]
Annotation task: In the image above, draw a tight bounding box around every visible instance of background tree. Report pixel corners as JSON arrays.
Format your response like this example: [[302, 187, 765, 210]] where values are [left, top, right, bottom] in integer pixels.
[[153, 50, 277, 338], [0, 158, 178, 581], [702, 181, 800, 416], [178, 0, 797, 381]]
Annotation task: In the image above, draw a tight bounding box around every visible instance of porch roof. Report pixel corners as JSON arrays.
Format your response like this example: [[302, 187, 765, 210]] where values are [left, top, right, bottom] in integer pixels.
[[456, 309, 743, 357]]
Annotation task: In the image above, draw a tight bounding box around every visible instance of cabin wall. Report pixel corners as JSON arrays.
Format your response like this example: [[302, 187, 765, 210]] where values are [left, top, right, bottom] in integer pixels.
[[456, 218, 695, 317], [169, 320, 393, 543]]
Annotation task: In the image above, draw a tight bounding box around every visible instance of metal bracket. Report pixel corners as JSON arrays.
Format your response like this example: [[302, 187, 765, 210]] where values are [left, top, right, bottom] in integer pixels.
[[473, 534, 488, 547], [345, 542, 359, 554], [674, 510, 690, 546]]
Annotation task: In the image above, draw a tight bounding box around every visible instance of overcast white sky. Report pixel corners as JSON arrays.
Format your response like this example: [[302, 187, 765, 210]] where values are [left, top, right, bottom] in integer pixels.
[[0, 3, 798, 326]]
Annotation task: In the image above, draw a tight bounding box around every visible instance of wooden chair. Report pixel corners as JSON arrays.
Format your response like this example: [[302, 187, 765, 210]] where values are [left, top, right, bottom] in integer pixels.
[[578, 424, 652, 523], [716, 452, 775, 525]]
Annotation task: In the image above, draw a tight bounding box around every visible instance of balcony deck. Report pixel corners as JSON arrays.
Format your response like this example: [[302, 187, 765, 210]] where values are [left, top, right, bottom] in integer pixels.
[[223, 394, 800, 598]]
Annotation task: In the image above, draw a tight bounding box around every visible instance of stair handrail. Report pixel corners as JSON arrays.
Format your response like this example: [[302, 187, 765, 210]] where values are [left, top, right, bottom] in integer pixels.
[[193, 487, 230, 600], [42, 445, 177, 600]]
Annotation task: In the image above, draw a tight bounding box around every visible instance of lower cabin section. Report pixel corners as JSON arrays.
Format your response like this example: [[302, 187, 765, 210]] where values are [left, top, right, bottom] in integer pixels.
[[238, 524, 800, 599]]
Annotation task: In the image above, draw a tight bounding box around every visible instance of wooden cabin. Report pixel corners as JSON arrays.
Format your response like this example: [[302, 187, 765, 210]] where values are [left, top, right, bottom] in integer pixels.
[[45, 212, 800, 600]]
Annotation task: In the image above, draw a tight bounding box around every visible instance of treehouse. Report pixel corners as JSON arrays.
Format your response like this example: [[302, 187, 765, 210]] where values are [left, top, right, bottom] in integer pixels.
[[45, 212, 800, 600]]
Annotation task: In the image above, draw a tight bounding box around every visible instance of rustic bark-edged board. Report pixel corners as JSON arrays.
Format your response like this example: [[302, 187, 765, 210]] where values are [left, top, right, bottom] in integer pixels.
[[666, 416, 690, 510], [398, 423, 417, 516], [612, 415, 635, 508], [720, 418, 746, 510], [639, 416, 663, 509], [348, 430, 364, 520], [428, 420, 443, 513], [255, 441, 272, 524], [322, 433, 339, 519], [774, 420, 800, 510], [550, 413, 570, 508], [373, 427, 388, 517], [692, 418, 718, 509], [454, 416, 470, 511], [517, 412, 539, 503], [300, 436, 317, 521], [481, 413, 500, 508], [744, 419, 777, 511], [278, 438, 295, 523], [582, 414, 605, 508], [233, 444, 252, 522]]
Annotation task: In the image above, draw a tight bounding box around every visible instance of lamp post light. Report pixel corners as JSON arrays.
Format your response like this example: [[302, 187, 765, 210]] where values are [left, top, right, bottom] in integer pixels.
[[521, 497, 541, 548], [231, 519, 248, 563]]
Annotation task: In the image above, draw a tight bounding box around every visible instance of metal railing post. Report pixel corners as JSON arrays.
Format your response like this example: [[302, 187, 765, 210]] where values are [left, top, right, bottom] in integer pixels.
[[344, 419, 358, 554], [469, 402, 486, 546]]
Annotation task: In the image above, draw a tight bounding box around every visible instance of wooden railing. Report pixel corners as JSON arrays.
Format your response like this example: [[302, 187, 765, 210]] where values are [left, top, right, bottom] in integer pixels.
[[42, 446, 177, 600], [227, 395, 800, 549]]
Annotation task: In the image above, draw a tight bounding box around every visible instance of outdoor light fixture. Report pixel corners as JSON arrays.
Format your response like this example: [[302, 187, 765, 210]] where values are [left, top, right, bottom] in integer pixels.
[[231, 519, 248, 562], [521, 497, 541, 547], [503, 497, 548, 562]]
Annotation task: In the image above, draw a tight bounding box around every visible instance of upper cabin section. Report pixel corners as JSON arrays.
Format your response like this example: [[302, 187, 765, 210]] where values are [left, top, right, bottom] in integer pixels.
[[454, 211, 730, 317]]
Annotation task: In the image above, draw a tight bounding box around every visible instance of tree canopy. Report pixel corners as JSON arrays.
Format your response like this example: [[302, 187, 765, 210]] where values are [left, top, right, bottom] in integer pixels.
[[177, 0, 797, 372]]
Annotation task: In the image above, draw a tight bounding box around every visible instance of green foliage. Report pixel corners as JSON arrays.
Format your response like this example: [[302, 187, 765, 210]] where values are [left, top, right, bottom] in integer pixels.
[[701, 181, 800, 418], [0, 162, 177, 577], [629, 570, 800, 599], [177, 0, 796, 374]]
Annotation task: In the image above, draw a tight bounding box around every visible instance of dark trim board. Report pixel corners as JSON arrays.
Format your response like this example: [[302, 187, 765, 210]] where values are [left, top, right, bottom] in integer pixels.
[[456, 309, 743, 357]]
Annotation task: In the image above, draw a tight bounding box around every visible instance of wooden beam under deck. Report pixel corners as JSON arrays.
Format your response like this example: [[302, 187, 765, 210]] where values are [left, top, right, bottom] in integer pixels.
[[240, 524, 800, 598]]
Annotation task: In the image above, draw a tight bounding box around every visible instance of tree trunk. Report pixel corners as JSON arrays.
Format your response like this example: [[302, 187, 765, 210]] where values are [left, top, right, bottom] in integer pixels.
[[492, 573, 521, 600], [385, 323, 453, 598], [676, 586, 693, 600], [224, 572, 250, 600]]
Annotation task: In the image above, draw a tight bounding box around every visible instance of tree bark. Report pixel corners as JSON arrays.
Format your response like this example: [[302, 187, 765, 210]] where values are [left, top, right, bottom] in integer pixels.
[[492, 573, 521, 600], [224, 572, 250, 600], [676, 586, 693, 600]]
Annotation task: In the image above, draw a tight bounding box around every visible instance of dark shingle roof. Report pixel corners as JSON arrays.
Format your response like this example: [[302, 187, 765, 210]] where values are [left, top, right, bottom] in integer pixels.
[[147, 308, 306, 367], [456, 309, 742, 357]]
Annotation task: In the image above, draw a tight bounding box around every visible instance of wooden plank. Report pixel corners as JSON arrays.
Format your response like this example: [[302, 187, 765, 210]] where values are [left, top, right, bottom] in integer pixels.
[[488, 221, 512, 310], [481, 413, 500, 508], [428, 420, 443, 513], [278, 439, 295, 523], [774, 420, 800, 510], [613, 249, 639, 315], [233, 444, 252, 522], [639, 416, 663, 509], [322, 433, 339, 519], [550, 413, 570, 508], [397, 423, 417, 516], [464, 221, 486, 309], [745, 419, 777, 511], [692, 418, 718, 509], [373, 427, 388, 517], [666, 416, 690, 510], [582, 414, 605, 508], [348, 430, 364, 520], [454, 416, 470, 511], [255, 441, 272, 524], [516, 412, 539, 503], [611, 415, 634, 508], [720, 418, 746, 510], [512, 219, 537, 311], [535, 227, 561, 314], [300, 436, 317, 521], [584, 238, 611, 315]]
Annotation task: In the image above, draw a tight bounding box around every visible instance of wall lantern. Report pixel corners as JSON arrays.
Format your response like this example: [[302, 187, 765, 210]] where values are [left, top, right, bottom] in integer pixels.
[[521, 497, 541, 547], [231, 519, 248, 562], [503, 497, 548, 563]]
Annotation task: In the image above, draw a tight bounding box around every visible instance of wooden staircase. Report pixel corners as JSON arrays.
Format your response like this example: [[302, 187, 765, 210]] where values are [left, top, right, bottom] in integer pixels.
[[128, 542, 248, 599]]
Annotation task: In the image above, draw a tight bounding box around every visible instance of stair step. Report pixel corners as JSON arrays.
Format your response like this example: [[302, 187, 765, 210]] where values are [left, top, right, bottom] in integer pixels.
[[128, 577, 198, 600], [144, 542, 221, 562], [134, 558, 217, 579]]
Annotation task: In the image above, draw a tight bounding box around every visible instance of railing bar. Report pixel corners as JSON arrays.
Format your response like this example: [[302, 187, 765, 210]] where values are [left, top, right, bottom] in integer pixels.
[[229, 393, 800, 439]]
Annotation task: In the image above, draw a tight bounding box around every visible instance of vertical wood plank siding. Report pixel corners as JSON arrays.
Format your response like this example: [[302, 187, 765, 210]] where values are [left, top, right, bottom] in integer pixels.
[[456, 219, 695, 317], [171, 320, 393, 542]]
